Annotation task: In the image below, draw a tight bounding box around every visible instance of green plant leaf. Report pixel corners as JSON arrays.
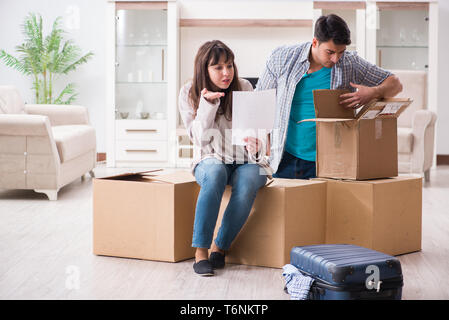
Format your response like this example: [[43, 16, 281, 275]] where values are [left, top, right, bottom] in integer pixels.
[[0, 49, 27, 73], [21, 13, 43, 53], [61, 51, 94, 74], [1, 12, 94, 104], [53, 82, 76, 104]]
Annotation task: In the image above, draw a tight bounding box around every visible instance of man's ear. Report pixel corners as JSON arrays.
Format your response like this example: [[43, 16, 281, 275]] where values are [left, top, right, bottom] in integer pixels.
[[312, 37, 319, 48]]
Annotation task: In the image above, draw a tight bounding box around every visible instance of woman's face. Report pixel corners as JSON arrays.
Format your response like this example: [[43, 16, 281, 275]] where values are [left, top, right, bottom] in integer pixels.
[[207, 55, 234, 90]]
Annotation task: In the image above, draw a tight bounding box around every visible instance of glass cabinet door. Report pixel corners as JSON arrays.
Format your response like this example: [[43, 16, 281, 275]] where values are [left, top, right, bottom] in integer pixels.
[[376, 8, 429, 70], [115, 8, 168, 119]]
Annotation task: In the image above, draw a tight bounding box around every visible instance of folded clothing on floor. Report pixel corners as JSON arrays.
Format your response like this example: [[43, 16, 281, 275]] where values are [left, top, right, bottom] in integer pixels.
[[282, 264, 315, 300]]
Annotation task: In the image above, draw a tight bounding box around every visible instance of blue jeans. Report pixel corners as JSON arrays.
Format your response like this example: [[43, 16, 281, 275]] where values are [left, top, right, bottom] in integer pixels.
[[192, 158, 267, 250], [273, 151, 316, 179]]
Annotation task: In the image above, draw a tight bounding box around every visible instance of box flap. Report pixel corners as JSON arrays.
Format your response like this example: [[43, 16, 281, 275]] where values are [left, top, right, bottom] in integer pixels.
[[299, 90, 412, 124], [313, 89, 355, 119], [96, 169, 163, 180], [356, 98, 413, 120], [140, 170, 196, 184], [297, 89, 355, 124]]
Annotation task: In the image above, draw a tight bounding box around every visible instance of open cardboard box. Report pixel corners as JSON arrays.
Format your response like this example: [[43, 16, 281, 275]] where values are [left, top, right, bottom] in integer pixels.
[[300, 89, 413, 180], [92, 169, 199, 262]]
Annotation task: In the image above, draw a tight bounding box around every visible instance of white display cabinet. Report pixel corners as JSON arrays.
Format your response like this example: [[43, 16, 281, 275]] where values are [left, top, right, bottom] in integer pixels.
[[365, 0, 438, 114], [106, 0, 178, 168], [374, 1, 430, 70]]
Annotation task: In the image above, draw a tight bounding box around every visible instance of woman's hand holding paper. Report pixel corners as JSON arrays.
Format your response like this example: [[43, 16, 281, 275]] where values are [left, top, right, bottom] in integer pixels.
[[244, 136, 262, 155]]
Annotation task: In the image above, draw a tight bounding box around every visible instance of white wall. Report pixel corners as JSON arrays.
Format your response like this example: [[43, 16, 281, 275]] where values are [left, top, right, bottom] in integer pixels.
[[178, 0, 314, 85], [437, 0, 449, 155], [179, 0, 314, 20], [180, 27, 313, 84], [0, 0, 108, 152]]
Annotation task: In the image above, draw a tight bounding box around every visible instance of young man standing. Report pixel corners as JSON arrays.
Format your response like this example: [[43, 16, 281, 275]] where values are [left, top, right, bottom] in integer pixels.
[[257, 14, 403, 179]]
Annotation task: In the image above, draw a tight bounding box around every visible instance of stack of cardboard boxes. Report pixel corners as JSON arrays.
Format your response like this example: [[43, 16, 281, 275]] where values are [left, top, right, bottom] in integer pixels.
[[309, 90, 422, 258], [93, 90, 422, 269]]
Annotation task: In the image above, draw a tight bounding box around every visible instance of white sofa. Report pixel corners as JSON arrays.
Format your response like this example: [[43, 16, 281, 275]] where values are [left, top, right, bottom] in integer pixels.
[[393, 70, 437, 181], [0, 85, 96, 200]]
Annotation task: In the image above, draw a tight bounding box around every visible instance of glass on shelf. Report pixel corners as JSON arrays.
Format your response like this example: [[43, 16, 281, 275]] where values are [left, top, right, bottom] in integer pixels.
[[376, 8, 428, 71], [377, 9, 428, 47], [115, 45, 167, 83], [116, 9, 167, 46], [377, 47, 428, 71]]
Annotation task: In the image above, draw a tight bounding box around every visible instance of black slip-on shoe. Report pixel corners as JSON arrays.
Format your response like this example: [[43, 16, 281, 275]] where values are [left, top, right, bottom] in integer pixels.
[[193, 259, 214, 276], [209, 251, 225, 269]]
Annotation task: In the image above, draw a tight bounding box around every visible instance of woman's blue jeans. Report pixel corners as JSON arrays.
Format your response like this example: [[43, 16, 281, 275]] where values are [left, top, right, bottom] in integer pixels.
[[192, 158, 267, 250]]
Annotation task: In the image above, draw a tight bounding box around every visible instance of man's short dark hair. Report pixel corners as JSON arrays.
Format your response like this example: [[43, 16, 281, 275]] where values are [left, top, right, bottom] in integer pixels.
[[314, 14, 351, 46]]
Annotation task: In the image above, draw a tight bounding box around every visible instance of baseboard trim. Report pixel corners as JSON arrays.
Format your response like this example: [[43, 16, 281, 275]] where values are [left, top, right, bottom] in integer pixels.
[[97, 153, 106, 162], [437, 155, 449, 165]]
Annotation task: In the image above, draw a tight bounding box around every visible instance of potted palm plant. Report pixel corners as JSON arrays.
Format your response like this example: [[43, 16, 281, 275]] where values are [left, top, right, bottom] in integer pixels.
[[0, 13, 93, 104]]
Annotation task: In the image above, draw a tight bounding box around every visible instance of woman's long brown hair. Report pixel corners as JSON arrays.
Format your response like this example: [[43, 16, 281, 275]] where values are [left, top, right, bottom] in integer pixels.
[[189, 40, 241, 121]]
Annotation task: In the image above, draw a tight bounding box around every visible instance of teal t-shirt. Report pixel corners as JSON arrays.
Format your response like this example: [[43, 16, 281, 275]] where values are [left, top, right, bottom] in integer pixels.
[[285, 67, 331, 162]]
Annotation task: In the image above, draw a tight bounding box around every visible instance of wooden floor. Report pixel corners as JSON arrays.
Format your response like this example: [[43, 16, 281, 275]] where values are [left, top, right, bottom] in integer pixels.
[[1, 165, 448, 300]]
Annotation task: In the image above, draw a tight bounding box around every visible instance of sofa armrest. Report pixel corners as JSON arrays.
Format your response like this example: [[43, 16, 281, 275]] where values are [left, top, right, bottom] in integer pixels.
[[0, 113, 61, 176], [0, 114, 53, 136], [410, 110, 437, 173], [25, 104, 90, 126]]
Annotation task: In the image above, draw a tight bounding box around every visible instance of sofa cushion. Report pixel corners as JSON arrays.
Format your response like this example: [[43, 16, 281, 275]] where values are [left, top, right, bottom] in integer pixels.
[[52, 125, 96, 163], [398, 127, 413, 153], [0, 86, 26, 114]]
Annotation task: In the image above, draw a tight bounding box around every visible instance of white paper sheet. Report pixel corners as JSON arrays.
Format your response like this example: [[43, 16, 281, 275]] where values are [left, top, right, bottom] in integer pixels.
[[232, 89, 276, 145]]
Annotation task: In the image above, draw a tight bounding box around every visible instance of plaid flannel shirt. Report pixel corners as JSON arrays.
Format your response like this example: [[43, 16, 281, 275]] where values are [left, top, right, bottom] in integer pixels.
[[256, 41, 392, 173], [282, 264, 315, 300]]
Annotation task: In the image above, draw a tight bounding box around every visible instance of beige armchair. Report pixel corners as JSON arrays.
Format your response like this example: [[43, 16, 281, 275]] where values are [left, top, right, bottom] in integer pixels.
[[393, 70, 437, 181], [0, 85, 96, 200]]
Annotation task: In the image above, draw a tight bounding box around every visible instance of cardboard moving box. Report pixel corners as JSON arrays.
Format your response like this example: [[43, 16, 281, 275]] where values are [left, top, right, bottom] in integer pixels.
[[317, 176, 422, 256], [213, 178, 327, 268], [93, 170, 199, 262], [301, 90, 413, 180]]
